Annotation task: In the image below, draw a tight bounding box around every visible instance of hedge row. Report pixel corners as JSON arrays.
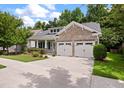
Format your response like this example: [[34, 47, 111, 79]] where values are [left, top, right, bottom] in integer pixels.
[[27, 48, 46, 54]]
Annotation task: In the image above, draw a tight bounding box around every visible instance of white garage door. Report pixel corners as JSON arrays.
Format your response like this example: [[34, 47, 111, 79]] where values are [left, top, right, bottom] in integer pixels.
[[74, 41, 94, 58], [57, 42, 72, 56]]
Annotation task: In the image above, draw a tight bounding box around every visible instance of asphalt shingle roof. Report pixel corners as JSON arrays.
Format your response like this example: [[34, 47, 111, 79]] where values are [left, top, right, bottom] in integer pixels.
[[29, 22, 101, 40], [82, 22, 101, 32], [29, 30, 56, 40]]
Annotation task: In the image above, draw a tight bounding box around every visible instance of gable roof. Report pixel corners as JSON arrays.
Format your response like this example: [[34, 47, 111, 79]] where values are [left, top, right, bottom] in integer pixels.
[[82, 22, 101, 33], [31, 30, 42, 35], [57, 21, 101, 35], [29, 30, 56, 40]]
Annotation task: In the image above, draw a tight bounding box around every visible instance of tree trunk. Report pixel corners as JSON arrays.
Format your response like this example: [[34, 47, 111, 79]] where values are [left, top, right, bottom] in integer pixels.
[[6, 46, 9, 55], [3, 46, 5, 51]]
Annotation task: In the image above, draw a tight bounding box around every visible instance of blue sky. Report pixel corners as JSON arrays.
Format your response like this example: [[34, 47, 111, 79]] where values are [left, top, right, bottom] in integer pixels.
[[0, 4, 88, 26]]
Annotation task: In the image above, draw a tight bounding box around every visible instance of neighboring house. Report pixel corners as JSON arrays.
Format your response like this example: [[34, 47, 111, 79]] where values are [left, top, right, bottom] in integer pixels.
[[28, 21, 101, 58], [0, 45, 21, 53]]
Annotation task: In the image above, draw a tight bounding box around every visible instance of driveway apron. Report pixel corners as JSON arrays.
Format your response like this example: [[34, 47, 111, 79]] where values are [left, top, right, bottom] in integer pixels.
[[0, 56, 93, 88]]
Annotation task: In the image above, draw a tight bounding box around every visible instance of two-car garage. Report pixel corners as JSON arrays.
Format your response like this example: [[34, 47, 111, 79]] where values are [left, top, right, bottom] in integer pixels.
[[56, 21, 100, 58], [57, 41, 95, 58]]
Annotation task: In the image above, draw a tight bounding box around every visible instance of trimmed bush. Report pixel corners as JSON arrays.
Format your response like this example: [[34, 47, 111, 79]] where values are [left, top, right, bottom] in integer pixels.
[[52, 52, 56, 57], [52, 54, 56, 57], [44, 55, 48, 58], [39, 54, 43, 58], [93, 44, 107, 60], [0, 50, 3, 55], [27, 48, 46, 54], [32, 52, 39, 57], [0, 50, 8, 55], [40, 49, 46, 54], [28, 48, 41, 53]]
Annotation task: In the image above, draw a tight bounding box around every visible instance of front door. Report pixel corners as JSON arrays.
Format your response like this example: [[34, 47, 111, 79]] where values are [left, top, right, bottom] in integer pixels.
[[38, 41, 45, 48]]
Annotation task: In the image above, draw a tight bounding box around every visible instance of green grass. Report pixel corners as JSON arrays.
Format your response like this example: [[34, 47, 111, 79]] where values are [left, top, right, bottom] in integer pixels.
[[0, 64, 6, 69], [0, 54, 46, 62], [93, 52, 124, 80]]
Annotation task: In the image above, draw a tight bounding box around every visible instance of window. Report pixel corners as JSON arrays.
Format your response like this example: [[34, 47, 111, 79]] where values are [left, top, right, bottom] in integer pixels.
[[85, 43, 93, 45], [47, 41, 51, 49], [57, 29, 59, 32], [66, 43, 71, 45], [59, 43, 64, 45], [92, 32, 96, 33], [51, 30, 53, 33], [54, 29, 56, 32], [38, 41, 45, 48], [76, 43, 83, 45]]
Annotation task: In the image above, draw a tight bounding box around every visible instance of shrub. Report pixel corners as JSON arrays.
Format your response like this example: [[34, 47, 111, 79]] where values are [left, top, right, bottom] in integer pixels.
[[93, 44, 107, 60], [27, 48, 46, 55], [0, 50, 3, 55], [28, 48, 42, 53], [32, 52, 39, 57], [52, 54, 56, 57], [39, 54, 43, 58], [44, 55, 48, 58], [21, 46, 27, 53], [40, 49, 46, 54], [122, 48, 124, 55], [52, 53, 56, 57], [2, 50, 8, 55]]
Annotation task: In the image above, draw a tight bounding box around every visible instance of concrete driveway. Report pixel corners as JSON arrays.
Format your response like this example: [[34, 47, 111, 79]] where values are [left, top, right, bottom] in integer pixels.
[[0, 56, 93, 88]]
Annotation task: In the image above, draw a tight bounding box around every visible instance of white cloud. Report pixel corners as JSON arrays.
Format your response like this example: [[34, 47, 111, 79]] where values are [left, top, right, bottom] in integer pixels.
[[44, 4, 56, 10], [50, 12, 61, 19], [15, 4, 50, 18], [15, 8, 26, 15], [21, 16, 35, 27], [15, 4, 61, 26]]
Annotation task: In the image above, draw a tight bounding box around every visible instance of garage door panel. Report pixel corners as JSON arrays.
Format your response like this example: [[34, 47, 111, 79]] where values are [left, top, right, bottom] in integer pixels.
[[57, 42, 64, 56], [57, 42, 72, 56], [65, 42, 72, 56], [84, 45, 93, 57], [74, 41, 94, 58], [74, 42, 84, 57]]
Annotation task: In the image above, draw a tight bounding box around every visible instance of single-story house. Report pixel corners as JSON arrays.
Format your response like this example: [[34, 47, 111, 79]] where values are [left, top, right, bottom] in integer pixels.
[[28, 21, 101, 58]]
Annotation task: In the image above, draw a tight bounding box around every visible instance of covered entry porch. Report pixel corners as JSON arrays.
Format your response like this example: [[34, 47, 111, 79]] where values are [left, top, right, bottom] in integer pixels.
[[28, 40, 56, 53]]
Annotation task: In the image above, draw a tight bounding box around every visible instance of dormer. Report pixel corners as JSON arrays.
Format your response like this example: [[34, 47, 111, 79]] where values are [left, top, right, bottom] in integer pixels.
[[48, 27, 63, 34]]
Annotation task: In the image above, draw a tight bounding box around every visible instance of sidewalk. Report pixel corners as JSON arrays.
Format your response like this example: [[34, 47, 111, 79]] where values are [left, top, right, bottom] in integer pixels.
[[91, 75, 124, 88]]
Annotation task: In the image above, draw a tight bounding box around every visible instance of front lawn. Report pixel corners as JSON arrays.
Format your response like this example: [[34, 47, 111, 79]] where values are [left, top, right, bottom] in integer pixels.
[[0, 64, 6, 69], [93, 52, 124, 80], [0, 54, 46, 62]]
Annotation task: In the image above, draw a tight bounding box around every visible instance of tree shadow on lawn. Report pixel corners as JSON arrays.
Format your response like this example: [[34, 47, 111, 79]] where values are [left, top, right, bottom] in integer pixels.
[[19, 67, 90, 88]]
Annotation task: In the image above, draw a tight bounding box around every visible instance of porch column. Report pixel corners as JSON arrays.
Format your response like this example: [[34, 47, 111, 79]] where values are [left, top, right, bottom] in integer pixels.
[[36, 40, 39, 48], [45, 40, 47, 49]]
